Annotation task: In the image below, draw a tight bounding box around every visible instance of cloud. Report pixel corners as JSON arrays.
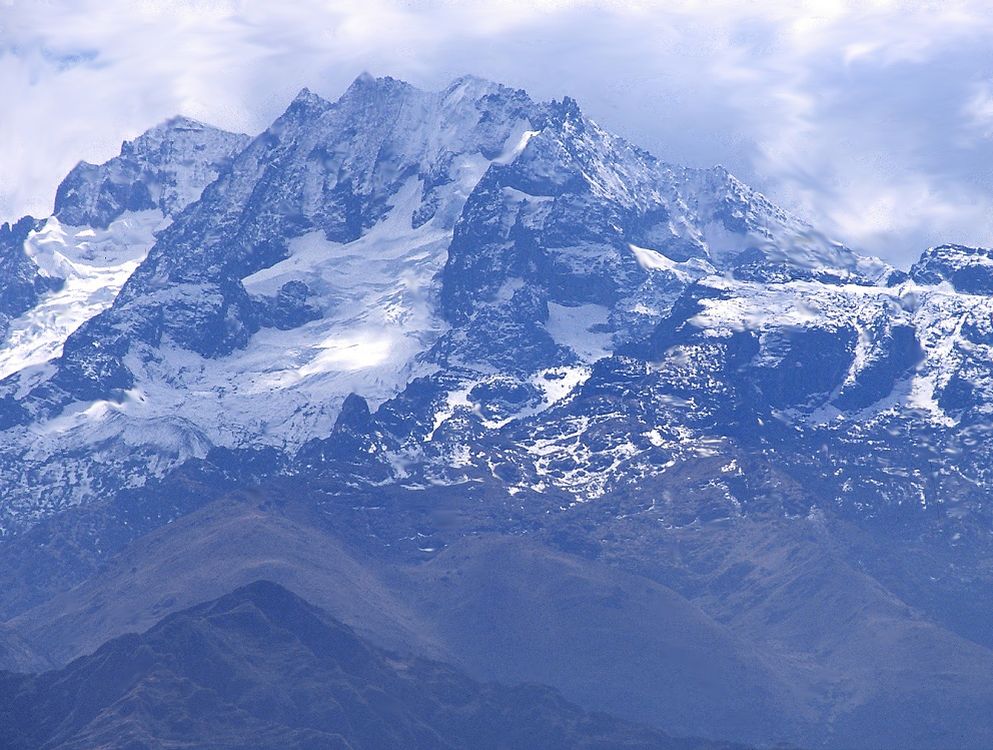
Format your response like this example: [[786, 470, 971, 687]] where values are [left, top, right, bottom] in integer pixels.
[[697, 0, 993, 262], [2, 0, 993, 265]]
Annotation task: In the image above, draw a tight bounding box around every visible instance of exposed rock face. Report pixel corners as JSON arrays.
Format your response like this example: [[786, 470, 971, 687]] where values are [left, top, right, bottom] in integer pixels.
[[0, 216, 61, 340], [910, 243, 993, 293], [54, 116, 251, 228]]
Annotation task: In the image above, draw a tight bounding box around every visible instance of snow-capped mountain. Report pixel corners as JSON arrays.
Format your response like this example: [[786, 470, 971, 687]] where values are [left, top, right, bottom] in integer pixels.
[[3, 73, 993, 749], [53, 116, 251, 229], [0, 72, 990, 539], [0, 73, 875, 524]]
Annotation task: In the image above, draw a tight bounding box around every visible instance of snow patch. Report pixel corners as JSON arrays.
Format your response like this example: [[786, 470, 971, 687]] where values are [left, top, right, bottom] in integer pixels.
[[0, 211, 162, 380], [629, 243, 686, 275], [628, 243, 716, 282], [126, 178, 455, 448], [534, 365, 592, 407], [545, 302, 612, 361], [493, 126, 540, 165]]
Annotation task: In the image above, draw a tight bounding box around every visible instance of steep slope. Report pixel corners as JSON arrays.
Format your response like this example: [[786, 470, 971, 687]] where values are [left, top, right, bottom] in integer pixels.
[[0, 212, 163, 381], [0, 217, 62, 343], [0, 580, 745, 750], [0, 119, 249, 529]]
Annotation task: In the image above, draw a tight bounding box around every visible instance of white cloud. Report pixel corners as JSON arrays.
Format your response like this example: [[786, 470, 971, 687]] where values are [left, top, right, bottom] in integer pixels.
[[3, 0, 993, 265]]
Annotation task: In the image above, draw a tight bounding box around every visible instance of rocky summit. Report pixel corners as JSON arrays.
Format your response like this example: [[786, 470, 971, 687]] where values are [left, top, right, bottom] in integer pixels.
[[1, 74, 992, 750]]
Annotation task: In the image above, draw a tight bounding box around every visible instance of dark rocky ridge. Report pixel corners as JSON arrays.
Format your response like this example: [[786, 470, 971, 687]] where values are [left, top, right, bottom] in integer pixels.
[[0, 580, 747, 750]]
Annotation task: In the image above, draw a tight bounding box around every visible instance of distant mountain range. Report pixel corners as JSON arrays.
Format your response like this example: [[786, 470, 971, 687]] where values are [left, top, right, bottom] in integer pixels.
[[1, 74, 992, 749]]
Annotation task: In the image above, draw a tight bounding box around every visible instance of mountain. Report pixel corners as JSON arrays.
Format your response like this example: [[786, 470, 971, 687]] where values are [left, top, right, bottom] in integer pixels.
[[2, 491, 803, 744], [0, 116, 250, 531], [0, 73, 879, 526], [0, 580, 746, 750], [0, 623, 48, 673], [1, 73, 993, 749], [53, 116, 251, 229]]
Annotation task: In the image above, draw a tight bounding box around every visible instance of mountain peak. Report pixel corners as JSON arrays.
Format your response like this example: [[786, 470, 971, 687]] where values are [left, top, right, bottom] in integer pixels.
[[447, 72, 491, 87], [910, 243, 993, 293], [53, 115, 250, 228], [551, 95, 584, 123], [290, 86, 327, 106], [142, 114, 210, 134], [122, 114, 230, 156], [352, 70, 376, 86], [203, 579, 330, 625], [282, 86, 332, 121], [441, 73, 508, 101], [342, 71, 409, 97], [0, 580, 685, 750]]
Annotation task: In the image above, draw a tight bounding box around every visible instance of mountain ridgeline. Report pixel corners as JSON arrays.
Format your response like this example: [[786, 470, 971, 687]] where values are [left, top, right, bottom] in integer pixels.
[[2, 581, 747, 750], [0, 74, 992, 749]]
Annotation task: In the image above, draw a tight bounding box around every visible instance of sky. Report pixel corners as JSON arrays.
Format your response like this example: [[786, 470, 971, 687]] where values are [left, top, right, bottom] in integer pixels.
[[2, 0, 993, 266]]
